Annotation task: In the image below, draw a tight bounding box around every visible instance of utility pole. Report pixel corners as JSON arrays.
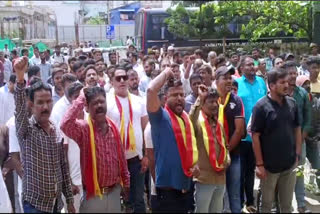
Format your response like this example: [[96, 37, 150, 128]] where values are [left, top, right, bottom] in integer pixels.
[[54, 13, 59, 45]]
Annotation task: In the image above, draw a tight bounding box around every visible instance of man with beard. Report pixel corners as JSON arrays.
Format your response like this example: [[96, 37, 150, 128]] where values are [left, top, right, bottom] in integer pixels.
[[73, 61, 85, 85], [51, 68, 65, 105], [215, 66, 245, 213], [95, 59, 110, 91], [51, 45, 65, 64], [139, 59, 155, 93], [61, 86, 130, 212], [83, 65, 99, 88], [189, 85, 230, 213], [251, 68, 301, 213], [147, 67, 199, 212], [13, 56, 75, 213], [106, 67, 149, 213], [109, 51, 118, 66], [283, 61, 312, 213], [236, 56, 267, 213], [128, 69, 145, 98]]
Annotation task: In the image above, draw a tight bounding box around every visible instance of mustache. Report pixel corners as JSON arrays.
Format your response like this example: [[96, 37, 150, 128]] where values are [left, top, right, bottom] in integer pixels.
[[41, 110, 50, 115], [95, 107, 105, 114]]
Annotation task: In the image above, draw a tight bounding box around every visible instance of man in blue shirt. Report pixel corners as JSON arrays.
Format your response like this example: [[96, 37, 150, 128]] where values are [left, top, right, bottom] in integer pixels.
[[147, 67, 199, 212], [236, 56, 267, 212]]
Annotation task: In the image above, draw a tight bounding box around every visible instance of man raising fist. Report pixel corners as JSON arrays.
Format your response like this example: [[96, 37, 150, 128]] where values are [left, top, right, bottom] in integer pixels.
[[14, 56, 75, 213]]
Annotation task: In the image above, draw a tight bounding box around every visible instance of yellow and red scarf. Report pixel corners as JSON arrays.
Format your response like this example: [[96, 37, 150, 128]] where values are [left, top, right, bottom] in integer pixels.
[[85, 115, 122, 200], [218, 92, 231, 140], [165, 105, 198, 177], [199, 111, 227, 172], [114, 93, 136, 152]]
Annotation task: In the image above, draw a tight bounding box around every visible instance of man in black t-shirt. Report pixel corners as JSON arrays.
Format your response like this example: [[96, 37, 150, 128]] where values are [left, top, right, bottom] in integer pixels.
[[251, 68, 301, 213]]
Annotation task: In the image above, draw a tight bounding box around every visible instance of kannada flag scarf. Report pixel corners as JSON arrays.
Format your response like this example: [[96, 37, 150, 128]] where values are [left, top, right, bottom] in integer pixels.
[[199, 111, 228, 172], [114, 93, 136, 152], [85, 115, 122, 200], [165, 105, 198, 177], [218, 92, 231, 140]]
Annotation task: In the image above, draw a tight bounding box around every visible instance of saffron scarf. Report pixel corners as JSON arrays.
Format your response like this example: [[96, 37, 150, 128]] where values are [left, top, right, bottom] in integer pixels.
[[165, 105, 198, 177], [199, 111, 227, 172], [85, 115, 122, 200], [218, 92, 231, 140], [114, 93, 136, 151]]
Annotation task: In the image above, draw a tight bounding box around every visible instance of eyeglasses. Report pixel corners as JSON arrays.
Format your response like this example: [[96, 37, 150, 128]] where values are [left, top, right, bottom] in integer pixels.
[[115, 75, 128, 82]]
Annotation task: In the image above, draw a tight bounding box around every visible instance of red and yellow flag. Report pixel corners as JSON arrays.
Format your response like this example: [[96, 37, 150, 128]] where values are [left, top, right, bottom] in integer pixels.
[[85, 115, 122, 200], [115, 93, 136, 152], [199, 111, 228, 172], [165, 105, 198, 177]]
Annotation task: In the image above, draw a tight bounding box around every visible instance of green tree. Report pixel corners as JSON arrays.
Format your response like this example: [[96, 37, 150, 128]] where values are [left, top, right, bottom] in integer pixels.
[[86, 16, 105, 25]]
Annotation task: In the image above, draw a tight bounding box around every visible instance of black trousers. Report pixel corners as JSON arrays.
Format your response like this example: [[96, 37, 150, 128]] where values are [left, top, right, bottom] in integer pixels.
[[155, 188, 190, 213], [240, 141, 256, 207]]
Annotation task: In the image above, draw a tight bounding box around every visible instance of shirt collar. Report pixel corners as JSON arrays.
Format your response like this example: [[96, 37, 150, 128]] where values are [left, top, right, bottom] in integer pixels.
[[242, 75, 257, 84]]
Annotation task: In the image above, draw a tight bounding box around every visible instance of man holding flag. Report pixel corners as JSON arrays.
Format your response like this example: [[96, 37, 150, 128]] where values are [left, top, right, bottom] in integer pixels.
[[147, 67, 199, 212]]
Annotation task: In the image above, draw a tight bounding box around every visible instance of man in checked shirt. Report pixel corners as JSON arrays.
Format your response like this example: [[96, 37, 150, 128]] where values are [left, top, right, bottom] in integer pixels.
[[13, 56, 75, 213]]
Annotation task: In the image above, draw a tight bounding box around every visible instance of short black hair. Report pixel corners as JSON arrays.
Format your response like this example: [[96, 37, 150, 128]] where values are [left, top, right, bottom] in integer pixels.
[[267, 68, 288, 87], [9, 74, 16, 84], [27, 65, 40, 79], [67, 82, 83, 99], [78, 55, 88, 61], [84, 64, 97, 77], [272, 57, 283, 67], [83, 59, 96, 68], [11, 49, 17, 55], [84, 86, 106, 105], [206, 87, 219, 100], [194, 49, 203, 58], [163, 78, 183, 94], [51, 67, 64, 80], [73, 61, 84, 73], [109, 51, 116, 58], [189, 73, 202, 85], [21, 48, 28, 55], [306, 56, 320, 66], [68, 57, 77, 65], [28, 80, 52, 102], [62, 73, 77, 88], [282, 61, 299, 70]]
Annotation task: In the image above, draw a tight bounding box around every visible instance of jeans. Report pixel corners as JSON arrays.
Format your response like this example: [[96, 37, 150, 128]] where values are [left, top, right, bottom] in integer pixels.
[[127, 156, 146, 213], [23, 201, 60, 213], [261, 164, 296, 213], [240, 141, 256, 207], [155, 188, 190, 213], [194, 182, 225, 213], [225, 154, 242, 213], [295, 141, 320, 208]]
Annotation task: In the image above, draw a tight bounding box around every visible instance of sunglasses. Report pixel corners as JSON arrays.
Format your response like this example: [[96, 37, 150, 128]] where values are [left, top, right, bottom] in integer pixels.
[[115, 75, 128, 82]]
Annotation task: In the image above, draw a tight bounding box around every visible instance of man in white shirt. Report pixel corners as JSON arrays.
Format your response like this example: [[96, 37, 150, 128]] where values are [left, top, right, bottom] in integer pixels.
[[38, 50, 52, 83], [51, 68, 65, 105], [0, 74, 15, 125], [139, 59, 155, 93], [106, 67, 149, 213], [50, 81, 83, 213], [126, 36, 133, 47], [0, 51, 13, 83], [30, 47, 41, 66], [3, 44, 10, 58], [51, 45, 65, 64], [128, 52, 144, 80], [128, 69, 145, 98]]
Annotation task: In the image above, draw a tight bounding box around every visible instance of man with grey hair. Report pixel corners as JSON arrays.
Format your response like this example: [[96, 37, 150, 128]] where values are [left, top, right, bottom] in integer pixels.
[[256, 58, 267, 82], [207, 51, 217, 70], [0, 51, 13, 83]]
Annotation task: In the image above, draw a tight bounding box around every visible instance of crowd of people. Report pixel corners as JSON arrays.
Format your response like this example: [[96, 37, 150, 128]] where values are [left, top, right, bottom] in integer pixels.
[[0, 40, 320, 213]]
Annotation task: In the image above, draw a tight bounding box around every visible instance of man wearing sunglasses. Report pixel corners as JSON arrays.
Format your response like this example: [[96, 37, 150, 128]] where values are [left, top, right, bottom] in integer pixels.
[[106, 67, 149, 213]]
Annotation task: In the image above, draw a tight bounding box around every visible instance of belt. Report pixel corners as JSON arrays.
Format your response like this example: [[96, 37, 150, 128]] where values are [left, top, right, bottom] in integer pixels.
[[127, 155, 140, 164], [101, 183, 117, 194]]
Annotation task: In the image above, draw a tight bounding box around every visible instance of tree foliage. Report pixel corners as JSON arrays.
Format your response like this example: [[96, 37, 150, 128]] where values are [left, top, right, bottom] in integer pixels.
[[86, 16, 105, 25], [165, 1, 313, 42]]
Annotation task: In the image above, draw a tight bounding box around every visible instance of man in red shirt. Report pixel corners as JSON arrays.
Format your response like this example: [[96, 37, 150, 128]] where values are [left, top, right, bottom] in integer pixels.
[[61, 86, 130, 212]]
